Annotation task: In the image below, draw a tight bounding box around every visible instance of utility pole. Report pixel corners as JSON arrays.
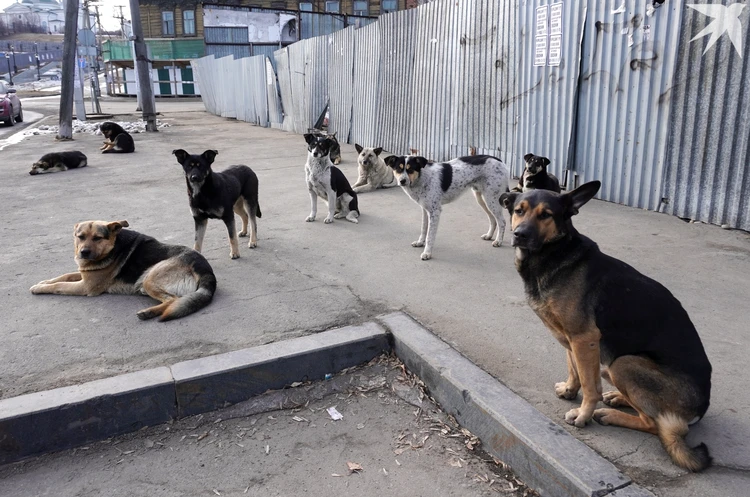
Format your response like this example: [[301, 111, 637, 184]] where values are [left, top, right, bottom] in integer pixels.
[[114, 5, 126, 38], [128, 0, 157, 131], [58, 0, 80, 141]]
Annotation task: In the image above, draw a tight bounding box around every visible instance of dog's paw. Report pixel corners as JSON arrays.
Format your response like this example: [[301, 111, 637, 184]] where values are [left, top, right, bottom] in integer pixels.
[[30, 284, 45, 294], [555, 382, 579, 400], [492, 240, 503, 247], [420, 252, 432, 261], [238, 230, 248, 237], [333, 212, 344, 219], [602, 391, 630, 407], [564, 408, 592, 428], [481, 233, 493, 240], [248, 241, 257, 249], [324, 216, 334, 224], [230, 251, 240, 260], [593, 408, 618, 426], [137, 309, 159, 320], [305, 215, 316, 222], [412, 240, 425, 248]]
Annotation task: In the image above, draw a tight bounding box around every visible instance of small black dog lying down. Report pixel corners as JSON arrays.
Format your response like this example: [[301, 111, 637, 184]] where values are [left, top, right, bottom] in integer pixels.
[[512, 153, 561, 193], [173, 149, 262, 260], [29, 151, 87, 175], [100, 122, 135, 154]]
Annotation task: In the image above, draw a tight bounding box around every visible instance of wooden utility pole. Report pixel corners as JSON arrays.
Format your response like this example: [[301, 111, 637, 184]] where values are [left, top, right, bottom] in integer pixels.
[[128, 0, 157, 131], [57, 0, 80, 140]]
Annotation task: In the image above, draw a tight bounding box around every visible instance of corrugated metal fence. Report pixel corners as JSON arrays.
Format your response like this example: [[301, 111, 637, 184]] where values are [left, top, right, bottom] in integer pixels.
[[192, 0, 750, 231]]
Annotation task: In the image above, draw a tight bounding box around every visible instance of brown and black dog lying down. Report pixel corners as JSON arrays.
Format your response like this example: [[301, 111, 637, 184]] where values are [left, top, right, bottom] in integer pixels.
[[30, 220, 216, 321], [500, 181, 712, 472]]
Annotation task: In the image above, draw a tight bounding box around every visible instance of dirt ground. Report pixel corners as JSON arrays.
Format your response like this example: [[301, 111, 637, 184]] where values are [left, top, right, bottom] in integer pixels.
[[0, 355, 537, 497]]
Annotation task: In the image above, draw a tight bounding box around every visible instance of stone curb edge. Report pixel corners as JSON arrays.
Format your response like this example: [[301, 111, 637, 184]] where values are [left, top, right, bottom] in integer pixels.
[[377, 312, 655, 497], [0, 321, 388, 465]]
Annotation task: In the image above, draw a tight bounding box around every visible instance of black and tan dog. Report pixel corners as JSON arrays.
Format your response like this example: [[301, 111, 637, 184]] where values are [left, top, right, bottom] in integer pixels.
[[173, 149, 261, 259], [499, 182, 712, 472], [29, 151, 87, 175], [512, 153, 560, 193], [30, 220, 216, 321], [99, 122, 135, 154]]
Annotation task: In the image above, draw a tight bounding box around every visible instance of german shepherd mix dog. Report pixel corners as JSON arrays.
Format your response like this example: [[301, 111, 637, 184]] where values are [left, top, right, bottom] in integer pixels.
[[30, 220, 216, 321], [173, 149, 261, 260], [304, 133, 359, 224], [99, 122, 135, 154], [385, 155, 509, 260], [29, 151, 87, 175], [512, 153, 561, 193], [499, 182, 712, 472], [352, 144, 397, 193]]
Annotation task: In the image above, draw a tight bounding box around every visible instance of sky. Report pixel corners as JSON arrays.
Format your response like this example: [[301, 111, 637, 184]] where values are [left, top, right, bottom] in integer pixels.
[[0, 0, 131, 31]]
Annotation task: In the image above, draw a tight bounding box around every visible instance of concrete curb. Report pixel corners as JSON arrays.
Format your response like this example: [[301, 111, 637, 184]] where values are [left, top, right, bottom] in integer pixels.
[[378, 312, 655, 497], [0, 322, 389, 465]]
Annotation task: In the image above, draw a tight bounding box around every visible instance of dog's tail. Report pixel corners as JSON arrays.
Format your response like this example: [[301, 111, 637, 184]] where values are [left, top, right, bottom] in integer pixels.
[[656, 413, 711, 472], [256, 202, 262, 219], [159, 272, 217, 322]]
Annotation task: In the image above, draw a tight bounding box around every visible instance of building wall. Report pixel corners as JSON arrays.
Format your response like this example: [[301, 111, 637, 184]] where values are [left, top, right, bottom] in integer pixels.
[[140, 0, 405, 38]]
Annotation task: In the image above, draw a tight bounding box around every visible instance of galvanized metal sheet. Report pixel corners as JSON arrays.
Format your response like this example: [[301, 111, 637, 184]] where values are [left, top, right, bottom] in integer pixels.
[[327, 26, 356, 142], [351, 21, 381, 148], [266, 57, 284, 128], [574, 1, 681, 210], [663, 1, 750, 230], [407, 0, 457, 161], [514, 0, 585, 183], [377, 8, 419, 155]]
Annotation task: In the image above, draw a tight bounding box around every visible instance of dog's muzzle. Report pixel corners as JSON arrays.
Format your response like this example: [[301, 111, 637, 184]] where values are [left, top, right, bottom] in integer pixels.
[[78, 249, 92, 259]]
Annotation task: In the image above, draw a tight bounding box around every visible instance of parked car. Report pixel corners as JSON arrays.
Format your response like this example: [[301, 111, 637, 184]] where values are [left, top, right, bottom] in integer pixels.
[[0, 81, 23, 126]]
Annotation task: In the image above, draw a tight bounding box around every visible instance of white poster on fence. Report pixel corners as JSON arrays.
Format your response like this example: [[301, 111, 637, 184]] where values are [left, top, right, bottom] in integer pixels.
[[534, 5, 549, 67], [548, 2, 563, 66]]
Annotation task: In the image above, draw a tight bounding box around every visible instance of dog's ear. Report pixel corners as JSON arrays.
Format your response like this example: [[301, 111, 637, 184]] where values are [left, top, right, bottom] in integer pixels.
[[73, 222, 79, 233], [410, 156, 429, 170], [304, 133, 316, 145], [499, 192, 519, 214], [523, 153, 533, 162], [374, 147, 383, 156], [201, 150, 218, 164], [106, 220, 129, 236], [541, 156, 551, 167], [563, 181, 600, 217], [172, 149, 188, 164], [384, 155, 401, 169], [355, 143, 363, 154], [330, 132, 337, 139]]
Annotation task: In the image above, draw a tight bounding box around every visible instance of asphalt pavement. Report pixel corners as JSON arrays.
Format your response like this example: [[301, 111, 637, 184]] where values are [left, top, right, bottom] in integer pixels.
[[0, 95, 748, 496]]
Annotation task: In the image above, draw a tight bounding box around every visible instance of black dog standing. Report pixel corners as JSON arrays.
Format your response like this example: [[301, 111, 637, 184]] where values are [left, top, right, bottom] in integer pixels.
[[173, 149, 262, 259]]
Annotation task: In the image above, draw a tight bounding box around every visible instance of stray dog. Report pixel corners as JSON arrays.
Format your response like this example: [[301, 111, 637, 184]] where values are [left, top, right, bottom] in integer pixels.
[[512, 153, 561, 193], [385, 155, 509, 260], [29, 151, 87, 175], [99, 122, 135, 154], [352, 144, 397, 193], [304, 133, 359, 224], [307, 129, 341, 164], [499, 182, 712, 472], [173, 149, 261, 260], [30, 220, 216, 321]]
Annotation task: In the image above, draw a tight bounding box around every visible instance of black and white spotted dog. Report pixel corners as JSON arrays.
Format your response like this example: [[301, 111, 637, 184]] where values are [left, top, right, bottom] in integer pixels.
[[385, 155, 509, 260], [304, 133, 360, 224]]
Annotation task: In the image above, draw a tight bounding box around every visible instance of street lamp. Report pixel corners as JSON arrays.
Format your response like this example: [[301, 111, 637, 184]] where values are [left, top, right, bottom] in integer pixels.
[[4, 53, 12, 85]]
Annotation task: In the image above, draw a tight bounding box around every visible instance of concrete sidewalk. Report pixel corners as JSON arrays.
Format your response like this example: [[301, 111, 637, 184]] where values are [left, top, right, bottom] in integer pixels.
[[0, 98, 748, 496]]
